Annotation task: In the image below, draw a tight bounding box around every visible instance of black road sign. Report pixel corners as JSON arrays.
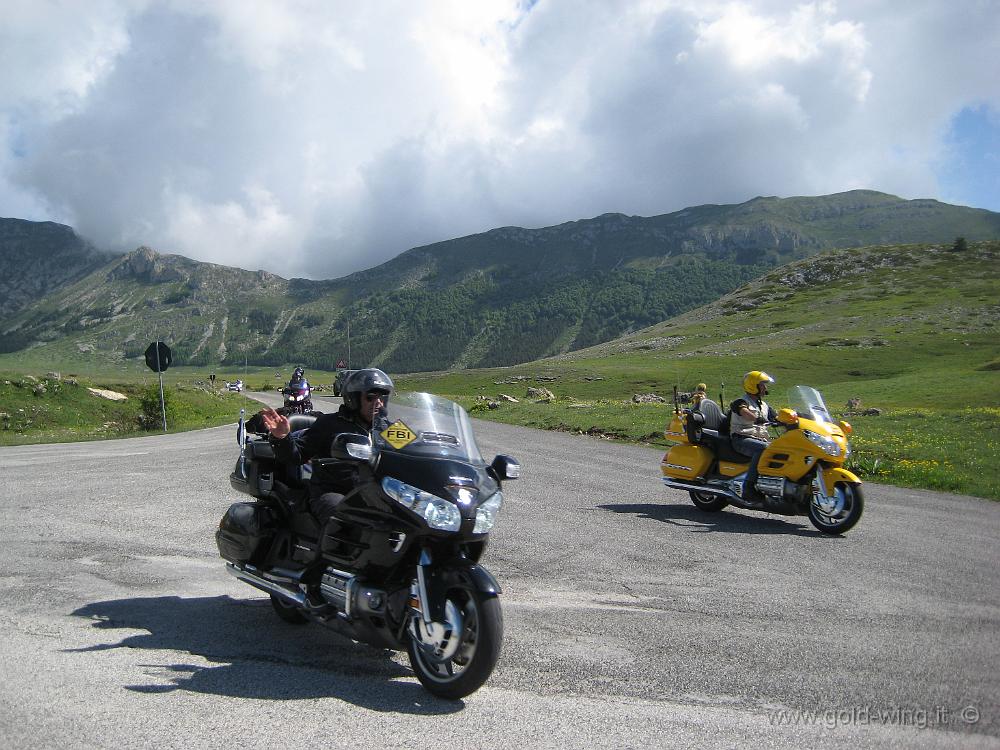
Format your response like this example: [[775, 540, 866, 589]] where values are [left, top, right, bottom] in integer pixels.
[[144, 341, 172, 372]]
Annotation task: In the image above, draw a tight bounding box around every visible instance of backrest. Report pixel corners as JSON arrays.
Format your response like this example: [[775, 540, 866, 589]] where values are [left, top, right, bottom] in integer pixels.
[[684, 409, 705, 443], [696, 398, 724, 430], [287, 413, 319, 432]]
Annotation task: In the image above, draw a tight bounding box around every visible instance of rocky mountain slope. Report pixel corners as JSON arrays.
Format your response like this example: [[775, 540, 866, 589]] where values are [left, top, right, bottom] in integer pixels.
[[0, 219, 112, 317]]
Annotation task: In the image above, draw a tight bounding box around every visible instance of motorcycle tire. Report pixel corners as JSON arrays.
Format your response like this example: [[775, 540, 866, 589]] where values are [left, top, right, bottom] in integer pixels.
[[689, 489, 728, 512], [270, 593, 308, 624], [808, 482, 864, 535], [407, 586, 503, 700]]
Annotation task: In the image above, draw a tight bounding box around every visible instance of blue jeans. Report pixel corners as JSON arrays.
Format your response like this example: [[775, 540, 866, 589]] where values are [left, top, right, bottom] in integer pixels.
[[732, 435, 769, 499]]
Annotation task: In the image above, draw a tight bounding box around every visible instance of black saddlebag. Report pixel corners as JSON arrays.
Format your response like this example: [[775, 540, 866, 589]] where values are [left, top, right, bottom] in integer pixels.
[[216, 502, 275, 563], [230, 439, 279, 499]]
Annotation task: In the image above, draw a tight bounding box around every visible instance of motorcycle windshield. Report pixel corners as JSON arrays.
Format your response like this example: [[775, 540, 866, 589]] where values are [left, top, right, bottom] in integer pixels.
[[787, 385, 835, 425], [374, 392, 484, 464]]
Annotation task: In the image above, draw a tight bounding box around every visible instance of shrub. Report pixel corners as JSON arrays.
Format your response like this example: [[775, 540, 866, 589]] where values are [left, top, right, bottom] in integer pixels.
[[139, 385, 172, 429]]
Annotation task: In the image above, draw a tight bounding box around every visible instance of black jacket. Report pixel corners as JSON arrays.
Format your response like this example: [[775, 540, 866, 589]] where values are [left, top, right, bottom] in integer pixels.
[[271, 405, 371, 496]]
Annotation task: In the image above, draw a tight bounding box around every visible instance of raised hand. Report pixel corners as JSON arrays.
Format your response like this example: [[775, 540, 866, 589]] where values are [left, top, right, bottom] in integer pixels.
[[260, 407, 290, 439]]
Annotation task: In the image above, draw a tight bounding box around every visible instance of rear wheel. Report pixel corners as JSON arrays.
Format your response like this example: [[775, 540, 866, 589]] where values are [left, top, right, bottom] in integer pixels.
[[408, 587, 503, 699], [270, 593, 308, 624], [809, 482, 864, 535], [689, 489, 728, 512]]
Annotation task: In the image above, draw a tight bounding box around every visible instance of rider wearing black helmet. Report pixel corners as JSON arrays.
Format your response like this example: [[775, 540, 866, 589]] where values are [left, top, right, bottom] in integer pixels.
[[261, 368, 394, 526]]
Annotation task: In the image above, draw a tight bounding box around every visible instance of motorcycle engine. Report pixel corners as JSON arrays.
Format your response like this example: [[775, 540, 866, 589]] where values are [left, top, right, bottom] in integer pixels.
[[320, 568, 354, 611], [319, 568, 391, 618], [756, 476, 811, 503]]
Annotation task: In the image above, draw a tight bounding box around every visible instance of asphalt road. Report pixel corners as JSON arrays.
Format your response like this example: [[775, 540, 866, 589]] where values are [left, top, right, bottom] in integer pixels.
[[0, 391, 997, 749]]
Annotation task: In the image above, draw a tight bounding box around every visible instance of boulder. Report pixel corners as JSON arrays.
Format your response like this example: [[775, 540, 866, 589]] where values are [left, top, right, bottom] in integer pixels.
[[526, 387, 555, 401], [87, 387, 129, 402], [632, 393, 667, 403]]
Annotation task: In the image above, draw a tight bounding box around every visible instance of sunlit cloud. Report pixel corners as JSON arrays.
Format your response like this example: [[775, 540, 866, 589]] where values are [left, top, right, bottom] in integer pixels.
[[1, 0, 997, 278]]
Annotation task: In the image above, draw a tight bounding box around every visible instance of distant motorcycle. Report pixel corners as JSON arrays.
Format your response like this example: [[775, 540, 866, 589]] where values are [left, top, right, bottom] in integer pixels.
[[281, 379, 313, 413], [218, 391, 520, 698], [659, 385, 863, 534]]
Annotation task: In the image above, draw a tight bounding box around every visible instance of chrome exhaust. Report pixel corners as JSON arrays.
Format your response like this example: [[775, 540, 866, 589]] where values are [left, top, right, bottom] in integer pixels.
[[660, 476, 737, 499], [662, 476, 776, 510], [226, 563, 306, 607]]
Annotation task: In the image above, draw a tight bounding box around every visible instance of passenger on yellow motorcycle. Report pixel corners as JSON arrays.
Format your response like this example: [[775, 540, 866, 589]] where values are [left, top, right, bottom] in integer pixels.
[[730, 371, 777, 502]]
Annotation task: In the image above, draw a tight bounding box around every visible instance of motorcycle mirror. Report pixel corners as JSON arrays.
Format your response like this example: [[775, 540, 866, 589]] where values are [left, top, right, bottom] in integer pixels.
[[777, 408, 799, 426], [331, 433, 373, 462], [490, 454, 521, 480], [237, 409, 246, 446]]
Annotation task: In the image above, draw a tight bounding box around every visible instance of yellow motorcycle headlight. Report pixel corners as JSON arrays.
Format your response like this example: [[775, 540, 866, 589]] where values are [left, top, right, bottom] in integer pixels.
[[802, 429, 842, 457]]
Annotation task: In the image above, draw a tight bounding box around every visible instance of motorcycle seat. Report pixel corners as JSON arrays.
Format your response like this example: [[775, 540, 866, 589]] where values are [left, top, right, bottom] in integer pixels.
[[700, 428, 750, 464], [288, 509, 321, 541]]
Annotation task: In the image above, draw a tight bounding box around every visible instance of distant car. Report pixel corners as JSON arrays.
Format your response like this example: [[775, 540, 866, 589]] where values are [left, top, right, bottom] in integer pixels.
[[226, 379, 244, 393], [333, 369, 356, 397]]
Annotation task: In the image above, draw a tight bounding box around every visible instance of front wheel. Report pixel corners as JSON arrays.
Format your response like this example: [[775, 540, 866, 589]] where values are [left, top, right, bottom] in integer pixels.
[[809, 482, 864, 535], [407, 587, 503, 699], [690, 489, 728, 512]]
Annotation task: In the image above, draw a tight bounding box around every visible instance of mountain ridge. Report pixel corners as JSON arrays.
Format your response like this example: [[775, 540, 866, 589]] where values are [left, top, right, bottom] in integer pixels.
[[3, 190, 999, 373]]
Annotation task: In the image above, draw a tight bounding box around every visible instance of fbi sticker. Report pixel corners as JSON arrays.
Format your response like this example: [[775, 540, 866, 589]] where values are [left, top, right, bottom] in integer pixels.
[[381, 420, 417, 449]]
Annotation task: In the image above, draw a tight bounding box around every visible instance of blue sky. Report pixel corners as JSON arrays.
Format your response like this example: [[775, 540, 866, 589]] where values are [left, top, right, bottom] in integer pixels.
[[939, 104, 1000, 212], [1, 0, 999, 278]]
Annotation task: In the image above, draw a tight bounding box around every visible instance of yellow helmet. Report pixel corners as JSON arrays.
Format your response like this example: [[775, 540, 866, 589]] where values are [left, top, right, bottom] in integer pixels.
[[743, 370, 774, 395]]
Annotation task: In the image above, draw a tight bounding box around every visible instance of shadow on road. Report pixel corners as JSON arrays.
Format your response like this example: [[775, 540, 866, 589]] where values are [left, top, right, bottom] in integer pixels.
[[600, 502, 821, 537], [66, 594, 463, 713]]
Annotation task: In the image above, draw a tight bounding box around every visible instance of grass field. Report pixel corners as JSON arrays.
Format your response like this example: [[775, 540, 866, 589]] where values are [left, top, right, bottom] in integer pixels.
[[0, 372, 248, 445]]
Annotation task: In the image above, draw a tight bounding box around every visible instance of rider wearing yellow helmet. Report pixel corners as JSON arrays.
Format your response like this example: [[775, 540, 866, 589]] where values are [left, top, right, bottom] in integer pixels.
[[730, 371, 778, 503]]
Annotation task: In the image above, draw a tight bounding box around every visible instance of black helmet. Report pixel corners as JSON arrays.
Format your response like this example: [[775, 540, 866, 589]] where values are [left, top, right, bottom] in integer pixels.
[[342, 368, 394, 411]]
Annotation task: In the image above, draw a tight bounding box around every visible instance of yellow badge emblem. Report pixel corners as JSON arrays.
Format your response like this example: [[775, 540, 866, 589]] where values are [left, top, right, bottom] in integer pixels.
[[381, 420, 417, 449]]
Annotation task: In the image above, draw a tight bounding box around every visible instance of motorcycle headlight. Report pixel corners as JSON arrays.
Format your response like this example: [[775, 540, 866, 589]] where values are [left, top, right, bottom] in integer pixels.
[[802, 429, 842, 457], [473, 491, 504, 534], [382, 477, 461, 532]]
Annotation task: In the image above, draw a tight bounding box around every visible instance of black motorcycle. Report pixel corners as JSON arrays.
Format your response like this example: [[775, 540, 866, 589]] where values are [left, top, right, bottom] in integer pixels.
[[217, 391, 520, 699], [280, 379, 313, 413]]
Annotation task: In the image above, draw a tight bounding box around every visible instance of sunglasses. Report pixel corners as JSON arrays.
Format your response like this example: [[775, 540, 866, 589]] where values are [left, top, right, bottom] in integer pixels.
[[363, 391, 388, 403]]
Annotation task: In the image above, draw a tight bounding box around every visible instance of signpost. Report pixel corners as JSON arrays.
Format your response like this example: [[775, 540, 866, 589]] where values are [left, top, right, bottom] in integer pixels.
[[144, 341, 172, 432]]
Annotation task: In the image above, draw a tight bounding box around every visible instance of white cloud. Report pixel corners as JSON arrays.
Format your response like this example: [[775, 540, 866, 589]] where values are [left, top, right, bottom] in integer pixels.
[[1, 0, 998, 278]]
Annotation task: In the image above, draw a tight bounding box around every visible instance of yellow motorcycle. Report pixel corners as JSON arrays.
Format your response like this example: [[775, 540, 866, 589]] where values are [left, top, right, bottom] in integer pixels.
[[660, 385, 863, 534]]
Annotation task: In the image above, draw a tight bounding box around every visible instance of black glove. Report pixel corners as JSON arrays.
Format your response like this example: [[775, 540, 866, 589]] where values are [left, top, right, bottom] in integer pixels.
[[755, 416, 767, 425]]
